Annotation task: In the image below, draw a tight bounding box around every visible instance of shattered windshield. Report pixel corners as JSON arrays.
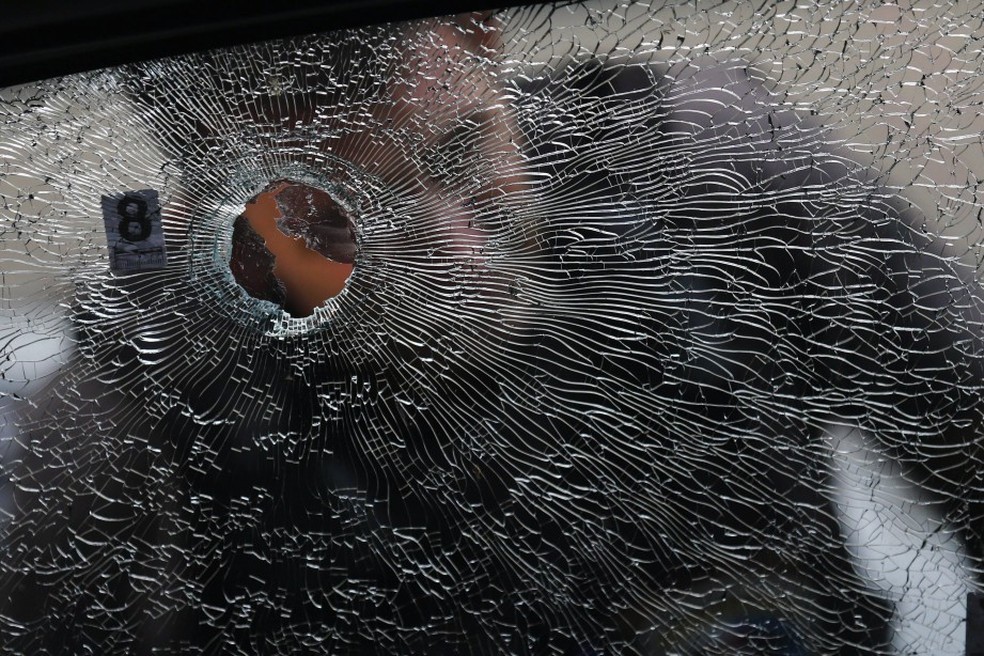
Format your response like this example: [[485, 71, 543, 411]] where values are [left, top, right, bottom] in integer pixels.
[[2, 2, 984, 654]]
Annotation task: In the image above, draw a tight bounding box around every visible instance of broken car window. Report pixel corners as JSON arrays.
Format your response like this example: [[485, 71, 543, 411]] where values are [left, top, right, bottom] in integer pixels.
[[2, 2, 984, 653]]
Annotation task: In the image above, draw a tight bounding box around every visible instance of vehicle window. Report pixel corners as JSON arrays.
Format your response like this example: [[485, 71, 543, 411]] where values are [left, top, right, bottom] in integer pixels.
[[2, 2, 983, 653]]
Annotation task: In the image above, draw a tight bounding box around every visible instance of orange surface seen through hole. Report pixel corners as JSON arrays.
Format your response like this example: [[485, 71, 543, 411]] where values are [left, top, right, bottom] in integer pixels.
[[242, 182, 354, 317]]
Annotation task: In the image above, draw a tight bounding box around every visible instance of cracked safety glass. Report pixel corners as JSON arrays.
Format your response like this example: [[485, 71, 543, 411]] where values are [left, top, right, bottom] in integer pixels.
[[2, 2, 984, 654]]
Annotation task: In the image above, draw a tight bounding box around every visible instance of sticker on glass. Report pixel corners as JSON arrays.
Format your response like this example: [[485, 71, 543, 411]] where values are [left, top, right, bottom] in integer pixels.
[[101, 189, 167, 273]]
